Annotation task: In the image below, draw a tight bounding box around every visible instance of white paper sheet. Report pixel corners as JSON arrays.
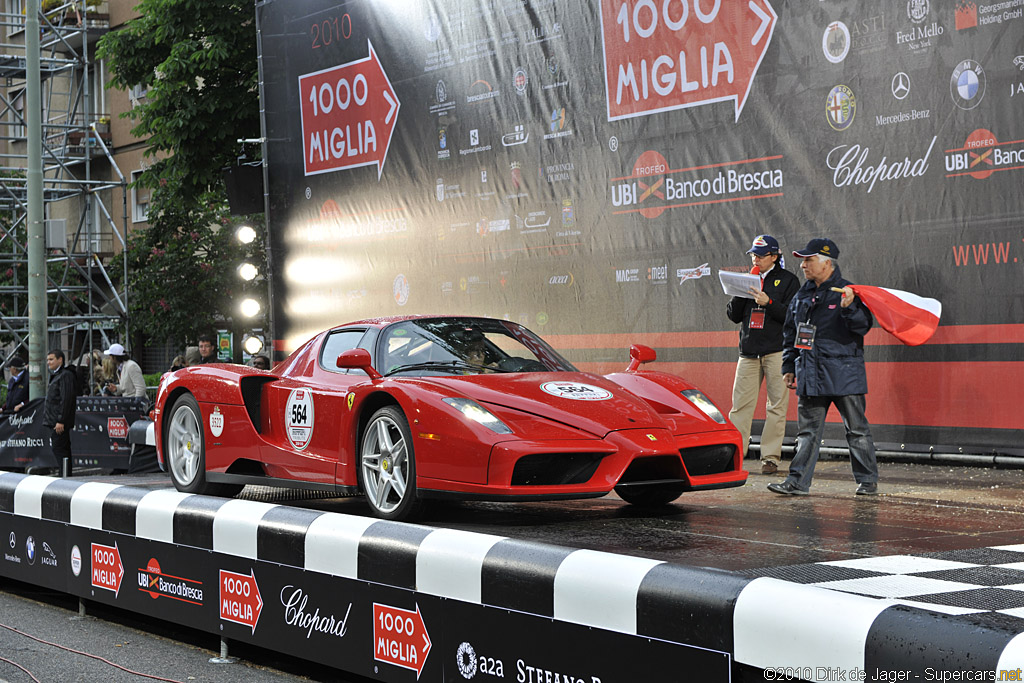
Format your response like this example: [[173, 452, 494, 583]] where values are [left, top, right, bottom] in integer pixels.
[[719, 270, 761, 298]]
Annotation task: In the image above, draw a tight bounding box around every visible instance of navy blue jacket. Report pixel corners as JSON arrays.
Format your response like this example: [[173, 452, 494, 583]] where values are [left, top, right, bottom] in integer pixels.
[[3, 369, 28, 411], [782, 264, 873, 397]]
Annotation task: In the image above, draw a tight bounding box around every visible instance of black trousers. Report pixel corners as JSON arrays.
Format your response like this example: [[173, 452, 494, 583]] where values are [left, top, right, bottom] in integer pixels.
[[50, 429, 72, 462]]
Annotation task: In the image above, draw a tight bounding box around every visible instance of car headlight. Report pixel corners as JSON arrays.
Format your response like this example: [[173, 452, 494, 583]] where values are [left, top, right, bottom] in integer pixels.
[[443, 398, 514, 434], [681, 390, 727, 424]]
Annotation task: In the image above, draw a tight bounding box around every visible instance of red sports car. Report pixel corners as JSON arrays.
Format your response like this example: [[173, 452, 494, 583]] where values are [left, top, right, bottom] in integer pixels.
[[155, 316, 746, 520]]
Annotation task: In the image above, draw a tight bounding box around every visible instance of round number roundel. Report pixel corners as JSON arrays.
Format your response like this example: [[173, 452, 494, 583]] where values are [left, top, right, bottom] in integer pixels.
[[540, 381, 613, 401], [285, 388, 315, 450]]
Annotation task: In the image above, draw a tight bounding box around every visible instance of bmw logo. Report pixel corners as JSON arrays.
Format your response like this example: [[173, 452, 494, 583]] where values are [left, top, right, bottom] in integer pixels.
[[26, 535, 36, 564], [950, 59, 985, 110]]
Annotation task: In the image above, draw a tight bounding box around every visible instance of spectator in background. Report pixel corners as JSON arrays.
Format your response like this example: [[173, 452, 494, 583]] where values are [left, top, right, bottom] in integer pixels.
[[96, 355, 117, 395], [250, 354, 270, 370], [42, 349, 77, 473], [197, 335, 218, 364], [2, 355, 28, 413], [169, 355, 187, 372], [103, 343, 147, 398], [184, 346, 201, 366]]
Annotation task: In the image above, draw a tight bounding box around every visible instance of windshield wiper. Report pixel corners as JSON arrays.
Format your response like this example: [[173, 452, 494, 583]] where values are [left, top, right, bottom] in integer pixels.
[[384, 360, 510, 376]]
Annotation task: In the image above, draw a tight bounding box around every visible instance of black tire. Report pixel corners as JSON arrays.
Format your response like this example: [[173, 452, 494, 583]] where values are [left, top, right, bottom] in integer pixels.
[[614, 483, 686, 507], [164, 393, 242, 497], [360, 405, 421, 521]]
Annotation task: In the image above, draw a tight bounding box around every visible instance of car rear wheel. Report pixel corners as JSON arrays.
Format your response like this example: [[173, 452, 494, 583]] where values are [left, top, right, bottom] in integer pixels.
[[614, 482, 686, 507], [361, 406, 421, 521], [165, 394, 242, 497]]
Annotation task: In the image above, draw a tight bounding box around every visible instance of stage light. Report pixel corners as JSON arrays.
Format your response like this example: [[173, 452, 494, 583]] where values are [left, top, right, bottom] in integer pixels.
[[237, 262, 258, 281], [236, 224, 257, 244], [243, 335, 264, 354], [240, 298, 261, 317]]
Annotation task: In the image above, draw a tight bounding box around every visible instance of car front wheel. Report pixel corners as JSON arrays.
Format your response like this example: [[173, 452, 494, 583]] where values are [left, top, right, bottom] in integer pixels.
[[360, 406, 421, 521]]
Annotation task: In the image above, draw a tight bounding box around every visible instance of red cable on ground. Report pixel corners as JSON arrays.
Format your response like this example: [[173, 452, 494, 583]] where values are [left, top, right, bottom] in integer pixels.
[[0, 654, 42, 683], [0, 621, 187, 683]]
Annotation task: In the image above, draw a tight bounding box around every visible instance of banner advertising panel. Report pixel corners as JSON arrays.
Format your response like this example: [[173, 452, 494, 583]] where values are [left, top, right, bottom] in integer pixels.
[[257, 0, 1024, 452]]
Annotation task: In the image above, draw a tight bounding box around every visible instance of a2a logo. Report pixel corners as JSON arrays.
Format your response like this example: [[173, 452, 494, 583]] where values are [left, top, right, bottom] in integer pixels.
[[456, 641, 504, 680]]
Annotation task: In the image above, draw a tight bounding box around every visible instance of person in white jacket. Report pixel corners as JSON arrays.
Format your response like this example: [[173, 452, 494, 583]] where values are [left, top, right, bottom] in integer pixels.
[[103, 343, 147, 398]]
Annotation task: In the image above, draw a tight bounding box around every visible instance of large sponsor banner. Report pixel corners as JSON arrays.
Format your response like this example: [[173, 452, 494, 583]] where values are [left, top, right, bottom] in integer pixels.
[[0, 400, 52, 470], [0, 514, 726, 682], [257, 0, 1024, 451]]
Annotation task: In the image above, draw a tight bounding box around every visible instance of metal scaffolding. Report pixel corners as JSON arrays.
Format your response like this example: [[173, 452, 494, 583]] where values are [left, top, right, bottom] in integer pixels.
[[0, 0, 128, 365]]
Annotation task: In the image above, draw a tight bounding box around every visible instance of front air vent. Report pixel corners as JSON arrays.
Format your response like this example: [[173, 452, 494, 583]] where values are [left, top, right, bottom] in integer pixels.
[[511, 453, 603, 486], [679, 444, 736, 476]]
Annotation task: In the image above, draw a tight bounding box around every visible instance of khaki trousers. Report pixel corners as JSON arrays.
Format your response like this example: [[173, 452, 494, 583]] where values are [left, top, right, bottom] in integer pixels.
[[728, 351, 789, 463]]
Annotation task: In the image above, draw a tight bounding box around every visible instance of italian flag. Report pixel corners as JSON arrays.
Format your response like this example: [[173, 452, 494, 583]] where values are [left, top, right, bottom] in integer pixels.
[[848, 285, 942, 346]]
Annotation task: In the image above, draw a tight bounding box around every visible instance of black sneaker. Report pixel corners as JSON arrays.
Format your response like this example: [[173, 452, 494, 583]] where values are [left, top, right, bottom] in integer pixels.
[[767, 481, 808, 496], [855, 483, 878, 496]]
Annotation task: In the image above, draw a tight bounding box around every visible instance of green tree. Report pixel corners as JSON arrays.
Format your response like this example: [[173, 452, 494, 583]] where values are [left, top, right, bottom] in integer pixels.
[[97, 0, 263, 348]]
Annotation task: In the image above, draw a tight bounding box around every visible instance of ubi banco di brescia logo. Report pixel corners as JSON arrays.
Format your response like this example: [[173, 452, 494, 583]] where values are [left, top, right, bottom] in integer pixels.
[[826, 136, 936, 193], [610, 150, 783, 219], [138, 558, 203, 603], [944, 128, 1024, 180]]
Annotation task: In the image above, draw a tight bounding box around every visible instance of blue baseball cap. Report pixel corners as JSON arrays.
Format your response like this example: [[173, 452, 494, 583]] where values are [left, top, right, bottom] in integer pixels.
[[793, 238, 840, 259], [746, 234, 780, 256]]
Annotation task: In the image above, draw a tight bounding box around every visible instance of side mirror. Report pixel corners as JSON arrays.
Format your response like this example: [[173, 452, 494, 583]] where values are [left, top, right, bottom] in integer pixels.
[[626, 344, 657, 372], [336, 348, 382, 380]]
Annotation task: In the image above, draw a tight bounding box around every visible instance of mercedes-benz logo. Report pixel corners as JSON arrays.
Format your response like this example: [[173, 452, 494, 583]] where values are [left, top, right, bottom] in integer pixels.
[[8, 531, 14, 549], [892, 72, 910, 100]]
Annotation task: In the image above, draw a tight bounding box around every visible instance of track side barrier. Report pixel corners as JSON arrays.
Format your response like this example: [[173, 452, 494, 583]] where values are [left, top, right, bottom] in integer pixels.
[[0, 472, 1021, 681]]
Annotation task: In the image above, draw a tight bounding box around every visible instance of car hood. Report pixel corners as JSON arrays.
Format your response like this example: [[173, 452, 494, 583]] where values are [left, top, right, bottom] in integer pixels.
[[414, 372, 667, 438]]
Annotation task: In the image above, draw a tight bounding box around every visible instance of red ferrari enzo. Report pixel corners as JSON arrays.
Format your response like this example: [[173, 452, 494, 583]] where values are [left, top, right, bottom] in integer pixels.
[[155, 316, 747, 520]]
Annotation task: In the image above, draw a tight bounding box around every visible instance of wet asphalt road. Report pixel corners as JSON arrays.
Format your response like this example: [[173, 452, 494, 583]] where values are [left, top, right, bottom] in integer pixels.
[[1, 457, 1022, 681]]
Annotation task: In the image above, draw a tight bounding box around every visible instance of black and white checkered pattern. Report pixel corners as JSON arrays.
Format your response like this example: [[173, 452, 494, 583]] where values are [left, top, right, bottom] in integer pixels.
[[2, 472, 1022, 679], [745, 547, 1024, 621]]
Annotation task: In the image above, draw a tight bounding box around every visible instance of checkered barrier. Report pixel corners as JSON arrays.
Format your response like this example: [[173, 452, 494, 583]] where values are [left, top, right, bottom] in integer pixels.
[[0, 471, 1021, 681]]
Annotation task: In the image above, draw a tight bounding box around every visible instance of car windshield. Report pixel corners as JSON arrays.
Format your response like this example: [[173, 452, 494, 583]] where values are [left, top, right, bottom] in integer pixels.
[[379, 318, 577, 376]]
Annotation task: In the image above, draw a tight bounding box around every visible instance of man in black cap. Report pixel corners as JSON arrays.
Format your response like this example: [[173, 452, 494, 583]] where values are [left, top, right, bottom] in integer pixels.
[[726, 235, 800, 474], [768, 238, 879, 496], [2, 355, 28, 413]]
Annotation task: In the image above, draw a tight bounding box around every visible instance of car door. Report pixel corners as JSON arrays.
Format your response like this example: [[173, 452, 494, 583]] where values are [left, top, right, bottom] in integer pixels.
[[260, 328, 369, 485]]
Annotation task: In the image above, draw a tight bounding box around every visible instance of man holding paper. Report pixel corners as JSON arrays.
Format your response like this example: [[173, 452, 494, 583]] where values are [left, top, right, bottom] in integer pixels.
[[725, 235, 800, 475], [769, 238, 879, 497]]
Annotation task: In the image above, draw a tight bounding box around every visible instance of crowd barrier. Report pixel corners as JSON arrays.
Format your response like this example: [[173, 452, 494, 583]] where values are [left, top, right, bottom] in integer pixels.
[[0, 471, 1021, 682]]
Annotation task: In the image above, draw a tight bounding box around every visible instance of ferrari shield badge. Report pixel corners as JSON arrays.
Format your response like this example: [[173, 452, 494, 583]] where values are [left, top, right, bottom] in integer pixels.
[[209, 406, 224, 438], [540, 381, 613, 401], [346, 392, 355, 411], [285, 388, 315, 451]]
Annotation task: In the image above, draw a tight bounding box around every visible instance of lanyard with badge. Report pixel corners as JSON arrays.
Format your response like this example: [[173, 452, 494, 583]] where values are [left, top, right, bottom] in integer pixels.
[[795, 292, 820, 350], [748, 274, 766, 329]]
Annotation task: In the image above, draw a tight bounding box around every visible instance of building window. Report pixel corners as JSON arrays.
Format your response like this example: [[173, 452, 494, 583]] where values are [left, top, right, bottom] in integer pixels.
[[6, 0, 25, 35], [9, 88, 24, 139], [129, 83, 148, 107], [131, 170, 150, 223]]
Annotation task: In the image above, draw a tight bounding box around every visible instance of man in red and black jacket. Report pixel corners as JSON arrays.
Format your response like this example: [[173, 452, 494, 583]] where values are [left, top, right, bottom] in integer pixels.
[[726, 234, 800, 475]]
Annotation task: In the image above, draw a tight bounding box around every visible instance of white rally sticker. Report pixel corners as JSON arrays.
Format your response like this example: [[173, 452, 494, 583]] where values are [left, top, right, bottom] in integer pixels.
[[540, 381, 613, 401], [209, 406, 224, 438], [285, 388, 315, 450]]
